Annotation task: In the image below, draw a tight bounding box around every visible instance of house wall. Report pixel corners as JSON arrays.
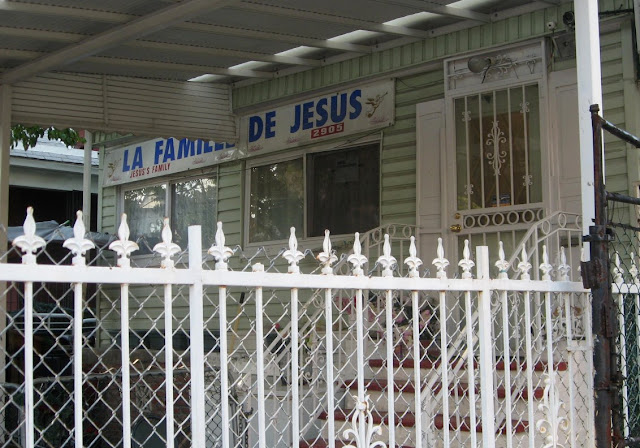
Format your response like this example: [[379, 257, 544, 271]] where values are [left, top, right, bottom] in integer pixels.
[[97, 1, 640, 332]]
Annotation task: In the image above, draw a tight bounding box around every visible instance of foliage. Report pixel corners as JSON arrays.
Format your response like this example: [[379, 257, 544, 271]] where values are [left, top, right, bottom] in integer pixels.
[[10, 124, 85, 150]]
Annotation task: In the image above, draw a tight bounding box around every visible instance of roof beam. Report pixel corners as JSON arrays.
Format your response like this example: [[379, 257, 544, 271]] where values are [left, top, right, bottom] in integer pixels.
[[0, 49, 274, 79], [0, 0, 239, 84], [0, 27, 323, 67], [0, 1, 372, 54], [231, 2, 432, 38], [369, 0, 491, 22], [128, 41, 323, 67]]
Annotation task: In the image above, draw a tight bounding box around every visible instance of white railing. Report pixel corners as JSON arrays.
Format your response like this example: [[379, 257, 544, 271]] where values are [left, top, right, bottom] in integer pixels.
[[508, 211, 583, 280], [0, 208, 594, 448]]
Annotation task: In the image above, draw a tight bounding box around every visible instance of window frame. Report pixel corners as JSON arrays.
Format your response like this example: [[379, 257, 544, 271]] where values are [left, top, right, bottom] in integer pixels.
[[244, 135, 382, 248], [117, 166, 220, 257]]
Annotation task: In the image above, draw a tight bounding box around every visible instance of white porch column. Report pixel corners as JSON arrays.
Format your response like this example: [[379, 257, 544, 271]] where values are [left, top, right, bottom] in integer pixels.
[[82, 130, 93, 229], [0, 85, 11, 421], [574, 0, 603, 244], [0, 85, 10, 243]]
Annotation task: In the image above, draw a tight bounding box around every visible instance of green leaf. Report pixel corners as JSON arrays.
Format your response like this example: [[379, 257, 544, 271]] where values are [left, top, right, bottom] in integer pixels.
[[10, 125, 86, 150]]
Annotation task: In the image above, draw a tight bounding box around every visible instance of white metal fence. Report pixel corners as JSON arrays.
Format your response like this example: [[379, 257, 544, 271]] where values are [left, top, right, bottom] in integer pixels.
[[0, 208, 593, 448]]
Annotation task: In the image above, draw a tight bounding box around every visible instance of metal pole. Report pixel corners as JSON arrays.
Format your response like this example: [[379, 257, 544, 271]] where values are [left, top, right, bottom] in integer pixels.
[[588, 104, 615, 448]]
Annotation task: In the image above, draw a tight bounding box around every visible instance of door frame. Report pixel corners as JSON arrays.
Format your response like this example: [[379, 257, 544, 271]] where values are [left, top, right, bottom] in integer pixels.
[[441, 40, 552, 264]]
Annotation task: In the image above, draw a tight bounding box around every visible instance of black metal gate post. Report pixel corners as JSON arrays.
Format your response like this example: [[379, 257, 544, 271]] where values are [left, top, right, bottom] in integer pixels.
[[586, 104, 617, 448]]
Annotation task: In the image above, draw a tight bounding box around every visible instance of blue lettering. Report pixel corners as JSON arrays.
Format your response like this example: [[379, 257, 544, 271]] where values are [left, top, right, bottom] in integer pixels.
[[349, 90, 362, 119], [131, 146, 143, 170], [204, 142, 213, 153], [290, 104, 301, 134], [330, 93, 348, 123], [302, 102, 314, 130], [214, 143, 225, 151], [153, 140, 163, 165], [196, 140, 203, 155], [226, 143, 235, 148], [249, 116, 264, 142], [163, 139, 175, 163], [178, 139, 194, 159], [122, 149, 131, 172], [265, 111, 276, 138], [316, 98, 328, 127]]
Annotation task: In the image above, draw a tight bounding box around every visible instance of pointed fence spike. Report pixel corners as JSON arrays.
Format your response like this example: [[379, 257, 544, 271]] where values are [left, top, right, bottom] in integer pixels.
[[495, 241, 510, 279], [317, 229, 337, 275], [153, 218, 181, 269], [517, 246, 532, 280], [283, 227, 305, 274], [118, 212, 131, 242], [404, 235, 422, 278], [630, 252, 639, 285], [208, 221, 234, 271], [347, 232, 368, 276], [613, 252, 624, 285], [13, 206, 47, 265], [63, 210, 95, 266], [432, 237, 449, 279], [458, 239, 474, 279], [539, 245, 553, 280], [109, 213, 139, 268], [557, 246, 571, 281], [376, 234, 397, 277]]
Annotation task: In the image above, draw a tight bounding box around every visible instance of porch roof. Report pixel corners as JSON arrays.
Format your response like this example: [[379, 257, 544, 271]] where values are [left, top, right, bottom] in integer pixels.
[[0, 0, 549, 88]]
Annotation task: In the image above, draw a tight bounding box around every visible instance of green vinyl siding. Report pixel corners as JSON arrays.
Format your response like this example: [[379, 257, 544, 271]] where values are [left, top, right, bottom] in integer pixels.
[[101, 186, 117, 234], [381, 70, 443, 225], [233, 1, 632, 110]]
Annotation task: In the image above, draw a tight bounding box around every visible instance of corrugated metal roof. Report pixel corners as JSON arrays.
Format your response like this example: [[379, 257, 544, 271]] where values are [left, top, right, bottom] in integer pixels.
[[0, 0, 560, 85]]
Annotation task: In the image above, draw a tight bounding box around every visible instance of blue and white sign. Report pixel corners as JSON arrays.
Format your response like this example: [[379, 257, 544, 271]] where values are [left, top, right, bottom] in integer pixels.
[[103, 80, 395, 186], [103, 138, 237, 186], [240, 79, 394, 154]]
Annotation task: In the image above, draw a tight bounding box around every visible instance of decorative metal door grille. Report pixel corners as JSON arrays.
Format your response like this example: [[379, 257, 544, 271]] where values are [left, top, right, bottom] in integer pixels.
[[454, 84, 542, 212]]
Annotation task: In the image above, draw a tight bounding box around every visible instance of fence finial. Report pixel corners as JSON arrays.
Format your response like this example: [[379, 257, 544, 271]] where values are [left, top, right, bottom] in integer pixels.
[[283, 227, 305, 274], [495, 241, 510, 279], [432, 237, 449, 279], [613, 252, 624, 286], [630, 252, 639, 286], [153, 218, 181, 269], [208, 222, 233, 271], [376, 234, 396, 277], [317, 229, 337, 275], [404, 236, 422, 278], [63, 210, 95, 266], [557, 247, 571, 281], [540, 245, 553, 280], [458, 239, 474, 279], [109, 213, 139, 268], [13, 206, 46, 265], [518, 246, 532, 280], [347, 232, 368, 276]]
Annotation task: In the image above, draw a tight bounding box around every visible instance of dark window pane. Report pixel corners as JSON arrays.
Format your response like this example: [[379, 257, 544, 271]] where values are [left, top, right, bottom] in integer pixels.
[[307, 144, 380, 237], [249, 159, 304, 242]]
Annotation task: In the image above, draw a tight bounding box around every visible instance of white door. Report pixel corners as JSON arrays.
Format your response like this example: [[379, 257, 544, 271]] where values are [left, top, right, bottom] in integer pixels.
[[444, 83, 547, 268]]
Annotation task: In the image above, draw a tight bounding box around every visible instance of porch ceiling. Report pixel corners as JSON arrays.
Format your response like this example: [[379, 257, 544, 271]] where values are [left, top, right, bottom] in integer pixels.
[[0, 0, 557, 87]]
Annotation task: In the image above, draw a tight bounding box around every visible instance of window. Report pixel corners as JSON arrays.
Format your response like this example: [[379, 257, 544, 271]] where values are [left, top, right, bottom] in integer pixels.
[[248, 143, 380, 243], [122, 173, 218, 253]]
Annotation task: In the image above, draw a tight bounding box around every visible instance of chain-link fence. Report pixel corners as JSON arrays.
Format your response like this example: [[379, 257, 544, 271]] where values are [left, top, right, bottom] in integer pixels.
[[0, 213, 596, 448], [589, 105, 640, 448]]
